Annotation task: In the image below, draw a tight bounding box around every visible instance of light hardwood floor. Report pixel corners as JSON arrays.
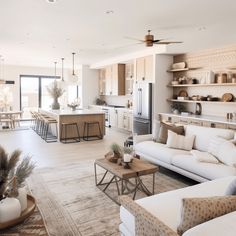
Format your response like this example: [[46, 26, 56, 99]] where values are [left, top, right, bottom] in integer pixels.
[[0, 128, 130, 168]]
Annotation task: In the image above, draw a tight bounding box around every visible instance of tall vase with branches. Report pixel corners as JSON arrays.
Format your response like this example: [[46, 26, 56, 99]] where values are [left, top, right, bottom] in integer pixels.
[[47, 80, 65, 110], [0, 146, 35, 201]]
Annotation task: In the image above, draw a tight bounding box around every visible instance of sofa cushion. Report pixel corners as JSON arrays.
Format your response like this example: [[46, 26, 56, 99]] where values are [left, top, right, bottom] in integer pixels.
[[172, 154, 236, 180], [225, 179, 236, 195], [190, 150, 219, 164], [217, 140, 236, 167], [177, 196, 236, 235], [185, 125, 234, 152], [166, 130, 195, 151], [183, 211, 236, 236], [120, 177, 236, 234], [135, 141, 190, 164], [157, 122, 185, 144]]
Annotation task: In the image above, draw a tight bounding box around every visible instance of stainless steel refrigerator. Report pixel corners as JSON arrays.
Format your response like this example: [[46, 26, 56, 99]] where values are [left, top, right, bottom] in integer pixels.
[[133, 81, 152, 135]]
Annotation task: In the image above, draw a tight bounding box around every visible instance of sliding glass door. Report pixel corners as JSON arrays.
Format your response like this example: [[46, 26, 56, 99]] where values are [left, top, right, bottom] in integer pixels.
[[20, 75, 59, 118]]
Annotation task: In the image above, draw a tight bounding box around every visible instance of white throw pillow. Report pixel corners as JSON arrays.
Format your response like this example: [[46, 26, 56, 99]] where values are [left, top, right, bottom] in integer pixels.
[[166, 130, 195, 151], [218, 141, 236, 167], [190, 150, 219, 164], [208, 137, 227, 157]]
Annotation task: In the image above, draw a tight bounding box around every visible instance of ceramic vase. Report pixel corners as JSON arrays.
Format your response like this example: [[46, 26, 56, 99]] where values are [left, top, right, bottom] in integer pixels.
[[17, 187, 27, 212], [0, 197, 21, 223], [52, 97, 60, 110]]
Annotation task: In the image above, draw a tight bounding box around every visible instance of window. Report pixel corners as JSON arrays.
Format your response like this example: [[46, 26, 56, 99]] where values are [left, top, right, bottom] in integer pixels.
[[20, 75, 60, 118]]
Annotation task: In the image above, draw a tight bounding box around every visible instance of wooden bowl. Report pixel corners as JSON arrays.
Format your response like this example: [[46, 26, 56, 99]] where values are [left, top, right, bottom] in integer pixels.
[[0, 195, 36, 230]]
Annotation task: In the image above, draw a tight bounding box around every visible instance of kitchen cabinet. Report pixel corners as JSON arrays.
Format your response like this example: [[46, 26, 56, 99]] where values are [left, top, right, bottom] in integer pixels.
[[125, 63, 134, 95], [99, 69, 106, 95], [127, 112, 133, 132], [117, 109, 133, 131], [105, 66, 112, 95], [110, 109, 118, 128], [99, 64, 125, 96], [136, 55, 153, 82]]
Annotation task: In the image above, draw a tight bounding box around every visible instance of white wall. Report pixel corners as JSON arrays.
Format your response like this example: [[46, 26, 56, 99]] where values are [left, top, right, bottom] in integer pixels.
[[154, 55, 173, 120], [81, 65, 99, 108]]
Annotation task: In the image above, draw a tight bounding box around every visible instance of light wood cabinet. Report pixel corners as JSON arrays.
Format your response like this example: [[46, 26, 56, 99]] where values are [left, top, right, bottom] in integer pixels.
[[125, 63, 134, 95], [110, 109, 118, 128], [99, 69, 106, 95], [99, 64, 125, 96], [136, 55, 153, 82]]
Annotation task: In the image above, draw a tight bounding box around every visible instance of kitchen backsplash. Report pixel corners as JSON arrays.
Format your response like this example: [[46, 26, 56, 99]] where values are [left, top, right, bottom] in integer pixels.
[[101, 95, 133, 107]]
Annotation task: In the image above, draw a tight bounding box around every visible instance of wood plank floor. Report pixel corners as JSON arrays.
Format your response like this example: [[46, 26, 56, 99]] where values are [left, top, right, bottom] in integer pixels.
[[0, 128, 130, 168]]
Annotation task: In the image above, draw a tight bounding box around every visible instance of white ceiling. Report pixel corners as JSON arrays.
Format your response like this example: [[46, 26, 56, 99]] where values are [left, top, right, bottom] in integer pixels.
[[0, 0, 236, 68]]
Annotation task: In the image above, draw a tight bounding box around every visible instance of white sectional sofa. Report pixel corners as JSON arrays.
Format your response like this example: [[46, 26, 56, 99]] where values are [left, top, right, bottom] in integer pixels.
[[119, 176, 236, 236], [134, 125, 236, 182]]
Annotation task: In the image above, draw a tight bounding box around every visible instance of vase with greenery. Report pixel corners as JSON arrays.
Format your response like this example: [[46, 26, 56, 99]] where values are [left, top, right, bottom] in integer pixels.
[[171, 103, 186, 114], [0, 146, 35, 201], [47, 80, 65, 110]]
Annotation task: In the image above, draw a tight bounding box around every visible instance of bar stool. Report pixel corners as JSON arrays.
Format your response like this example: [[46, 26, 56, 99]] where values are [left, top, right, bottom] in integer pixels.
[[43, 118, 58, 143], [83, 121, 102, 141], [60, 122, 80, 144]]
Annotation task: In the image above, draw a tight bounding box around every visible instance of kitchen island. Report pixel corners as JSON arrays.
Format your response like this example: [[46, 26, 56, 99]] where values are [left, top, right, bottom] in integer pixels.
[[40, 109, 105, 140]]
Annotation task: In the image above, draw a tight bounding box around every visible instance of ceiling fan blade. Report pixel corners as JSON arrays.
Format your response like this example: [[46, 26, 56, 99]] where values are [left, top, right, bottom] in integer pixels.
[[124, 36, 145, 42], [154, 41, 183, 45]]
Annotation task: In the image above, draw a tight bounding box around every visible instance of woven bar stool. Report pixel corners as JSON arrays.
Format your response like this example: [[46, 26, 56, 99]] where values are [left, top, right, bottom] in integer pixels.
[[60, 122, 80, 144], [43, 118, 58, 143], [83, 121, 102, 141]]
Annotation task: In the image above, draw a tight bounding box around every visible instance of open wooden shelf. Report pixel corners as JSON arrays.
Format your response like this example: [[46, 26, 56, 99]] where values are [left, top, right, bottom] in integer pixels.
[[167, 99, 236, 105], [167, 68, 200, 73], [167, 83, 236, 88]]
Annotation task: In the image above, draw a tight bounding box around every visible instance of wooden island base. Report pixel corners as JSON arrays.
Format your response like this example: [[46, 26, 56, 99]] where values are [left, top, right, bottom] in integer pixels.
[[40, 109, 105, 141]]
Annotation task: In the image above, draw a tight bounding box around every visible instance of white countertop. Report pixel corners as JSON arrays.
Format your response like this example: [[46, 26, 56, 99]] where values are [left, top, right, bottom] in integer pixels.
[[89, 105, 133, 112], [160, 113, 236, 125], [41, 109, 105, 116]]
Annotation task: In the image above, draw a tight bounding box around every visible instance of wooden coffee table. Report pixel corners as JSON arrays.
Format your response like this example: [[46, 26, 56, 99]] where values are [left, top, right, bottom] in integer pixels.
[[94, 158, 158, 205]]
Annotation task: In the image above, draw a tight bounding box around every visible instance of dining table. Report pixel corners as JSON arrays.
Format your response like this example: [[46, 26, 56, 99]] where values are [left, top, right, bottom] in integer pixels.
[[0, 111, 23, 129]]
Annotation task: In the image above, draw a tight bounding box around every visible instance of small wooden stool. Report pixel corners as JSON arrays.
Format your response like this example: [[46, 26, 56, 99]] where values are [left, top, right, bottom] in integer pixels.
[[60, 122, 80, 144], [83, 121, 102, 141]]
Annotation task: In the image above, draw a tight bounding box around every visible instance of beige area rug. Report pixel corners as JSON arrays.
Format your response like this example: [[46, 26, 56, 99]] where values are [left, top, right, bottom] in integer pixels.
[[27, 160, 194, 236], [1, 206, 48, 236]]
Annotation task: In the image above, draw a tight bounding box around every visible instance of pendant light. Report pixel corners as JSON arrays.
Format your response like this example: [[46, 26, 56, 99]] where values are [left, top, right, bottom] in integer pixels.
[[61, 57, 65, 82], [70, 52, 79, 83], [54, 61, 57, 80]]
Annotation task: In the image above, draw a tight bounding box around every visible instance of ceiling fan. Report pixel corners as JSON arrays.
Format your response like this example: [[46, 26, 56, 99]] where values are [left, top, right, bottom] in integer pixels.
[[127, 30, 183, 47]]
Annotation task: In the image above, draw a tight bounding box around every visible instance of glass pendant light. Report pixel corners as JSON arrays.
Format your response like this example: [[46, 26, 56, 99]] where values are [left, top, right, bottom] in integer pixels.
[[61, 57, 65, 82], [69, 52, 79, 83], [54, 61, 57, 80]]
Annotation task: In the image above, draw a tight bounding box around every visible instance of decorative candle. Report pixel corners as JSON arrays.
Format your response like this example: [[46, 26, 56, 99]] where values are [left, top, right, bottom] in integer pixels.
[[0, 198, 21, 223], [124, 154, 132, 163]]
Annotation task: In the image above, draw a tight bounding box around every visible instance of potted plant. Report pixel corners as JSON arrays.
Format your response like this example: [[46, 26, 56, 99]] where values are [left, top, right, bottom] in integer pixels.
[[105, 143, 123, 163], [171, 103, 185, 114], [67, 98, 81, 111], [47, 80, 65, 110]]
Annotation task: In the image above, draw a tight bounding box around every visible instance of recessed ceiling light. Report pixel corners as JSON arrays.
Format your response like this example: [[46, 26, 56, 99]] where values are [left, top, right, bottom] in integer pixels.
[[105, 10, 114, 14], [198, 26, 206, 31], [46, 0, 57, 3]]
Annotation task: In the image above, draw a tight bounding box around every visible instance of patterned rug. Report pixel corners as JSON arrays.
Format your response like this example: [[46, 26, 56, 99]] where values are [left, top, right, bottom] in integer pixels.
[[1, 207, 48, 236], [24, 160, 195, 236]]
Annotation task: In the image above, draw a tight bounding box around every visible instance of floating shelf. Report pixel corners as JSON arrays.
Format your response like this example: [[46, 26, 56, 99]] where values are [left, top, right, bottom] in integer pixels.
[[167, 68, 200, 73], [167, 99, 236, 105], [227, 66, 236, 70], [167, 83, 236, 88]]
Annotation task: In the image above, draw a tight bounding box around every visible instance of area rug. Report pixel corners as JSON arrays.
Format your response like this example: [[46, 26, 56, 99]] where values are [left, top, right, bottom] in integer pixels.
[[1, 207, 48, 236], [27, 160, 194, 236]]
